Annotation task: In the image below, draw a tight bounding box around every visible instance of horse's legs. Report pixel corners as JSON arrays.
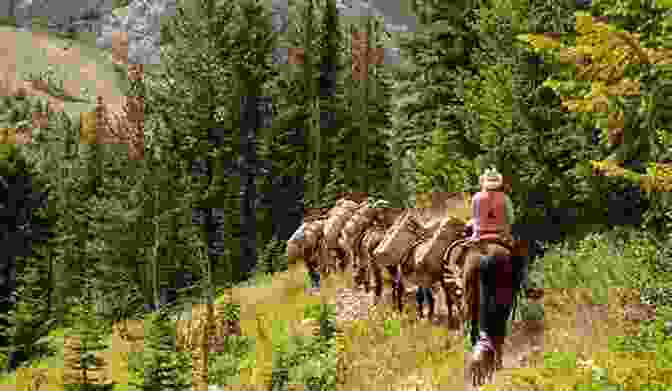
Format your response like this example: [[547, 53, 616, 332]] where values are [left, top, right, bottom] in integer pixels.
[[415, 286, 425, 319], [427, 287, 435, 320], [387, 265, 403, 314], [352, 256, 363, 289], [441, 281, 454, 326], [397, 278, 404, 314], [341, 252, 349, 273], [362, 264, 371, 293], [372, 263, 384, 302]]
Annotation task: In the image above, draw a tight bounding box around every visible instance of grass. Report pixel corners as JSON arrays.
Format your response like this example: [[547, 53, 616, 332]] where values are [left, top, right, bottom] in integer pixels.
[[0, 226, 670, 390]]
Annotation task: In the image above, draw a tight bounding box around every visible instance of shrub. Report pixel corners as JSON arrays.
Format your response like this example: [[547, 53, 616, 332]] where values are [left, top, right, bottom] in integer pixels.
[[128, 310, 191, 391], [259, 302, 338, 390], [257, 237, 288, 275], [543, 351, 577, 370], [208, 335, 254, 387], [520, 301, 545, 322], [382, 318, 401, 338], [0, 16, 17, 27]]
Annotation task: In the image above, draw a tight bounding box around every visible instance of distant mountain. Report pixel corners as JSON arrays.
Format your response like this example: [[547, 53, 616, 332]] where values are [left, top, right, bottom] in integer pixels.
[[336, 0, 416, 33]]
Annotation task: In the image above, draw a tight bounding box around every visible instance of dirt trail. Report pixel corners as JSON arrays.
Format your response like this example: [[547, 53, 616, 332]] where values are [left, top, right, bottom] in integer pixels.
[[326, 277, 547, 390], [0, 28, 126, 142]]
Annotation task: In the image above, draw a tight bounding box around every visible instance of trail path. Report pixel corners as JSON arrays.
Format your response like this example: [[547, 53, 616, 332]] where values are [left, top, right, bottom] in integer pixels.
[[326, 277, 546, 390], [328, 280, 639, 390]]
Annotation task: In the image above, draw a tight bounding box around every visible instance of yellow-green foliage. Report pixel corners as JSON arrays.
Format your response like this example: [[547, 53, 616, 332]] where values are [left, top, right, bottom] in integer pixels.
[[230, 262, 323, 386], [2, 228, 671, 391]]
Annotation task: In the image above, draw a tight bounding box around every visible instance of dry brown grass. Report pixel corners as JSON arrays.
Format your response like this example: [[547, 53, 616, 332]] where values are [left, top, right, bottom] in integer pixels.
[[338, 310, 466, 390]]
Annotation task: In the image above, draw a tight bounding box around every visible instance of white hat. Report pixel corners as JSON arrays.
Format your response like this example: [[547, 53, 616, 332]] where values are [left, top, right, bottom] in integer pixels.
[[480, 167, 503, 191]]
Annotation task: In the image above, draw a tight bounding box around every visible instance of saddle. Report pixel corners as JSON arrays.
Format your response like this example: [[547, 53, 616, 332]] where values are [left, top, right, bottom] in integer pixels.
[[474, 233, 515, 254], [442, 233, 518, 272]]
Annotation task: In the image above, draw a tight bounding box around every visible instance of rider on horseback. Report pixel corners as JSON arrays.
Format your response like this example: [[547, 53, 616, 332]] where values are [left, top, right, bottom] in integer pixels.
[[467, 167, 517, 373], [465, 167, 514, 240]]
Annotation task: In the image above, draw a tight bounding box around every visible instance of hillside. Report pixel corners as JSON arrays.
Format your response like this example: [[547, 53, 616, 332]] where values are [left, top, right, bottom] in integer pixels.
[[0, 19, 134, 145], [0, 1, 670, 390], [0, 227, 670, 391]]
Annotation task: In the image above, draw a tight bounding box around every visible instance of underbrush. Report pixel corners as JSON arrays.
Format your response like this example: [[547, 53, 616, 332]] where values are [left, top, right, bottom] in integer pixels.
[[483, 227, 672, 391], [2, 226, 670, 390]]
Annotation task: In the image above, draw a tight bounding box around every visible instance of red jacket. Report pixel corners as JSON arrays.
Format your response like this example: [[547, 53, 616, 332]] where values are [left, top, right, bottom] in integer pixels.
[[471, 190, 507, 237]]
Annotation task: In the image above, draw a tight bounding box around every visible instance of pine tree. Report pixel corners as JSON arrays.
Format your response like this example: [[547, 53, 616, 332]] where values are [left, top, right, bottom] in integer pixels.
[[146, 0, 277, 286], [0, 140, 55, 371], [400, 0, 484, 191], [129, 311, 191, 391], [63, 279, 110, 391]]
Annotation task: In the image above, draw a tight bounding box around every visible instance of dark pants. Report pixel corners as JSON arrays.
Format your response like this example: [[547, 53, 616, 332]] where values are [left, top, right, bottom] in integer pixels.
[[416, 286, 434, 307], [471, 254, 527, 346], [309, 269, 321, 289]]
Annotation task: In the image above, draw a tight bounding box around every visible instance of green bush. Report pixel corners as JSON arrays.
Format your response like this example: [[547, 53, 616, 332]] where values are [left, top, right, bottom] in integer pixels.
[[208, 335, 254, 387], [127, 311, 191, 391], [303, 303, 336, 341], [257, 237, 288, 275], [382, 318, 401, 338], [542, 229, 655, 305], [608, 306, 672, 355], [289, 340, 337, 391], [114, 0, 131, 8], [30, 16, 51, 29], [0, 16, 17, 27], [263, 303, 337, 390], [520, 301, 544, 322], [575, 366, 624, 391], [543, 351, 577, 370]]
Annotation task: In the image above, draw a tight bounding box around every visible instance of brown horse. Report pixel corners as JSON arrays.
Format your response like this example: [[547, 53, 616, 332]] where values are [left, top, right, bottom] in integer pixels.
[[351, 207, 404, 290], [369, 216, 467, 322], [445, 234, 524, 387], [353, 225, 380, 293]]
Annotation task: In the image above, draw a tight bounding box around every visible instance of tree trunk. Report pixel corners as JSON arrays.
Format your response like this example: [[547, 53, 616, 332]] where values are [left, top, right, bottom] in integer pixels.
[[152, 197, 160, 310], [304, 0, 319, 205]]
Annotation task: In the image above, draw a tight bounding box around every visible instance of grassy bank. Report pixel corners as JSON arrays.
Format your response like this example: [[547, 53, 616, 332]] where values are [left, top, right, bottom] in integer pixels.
[[0, 227, 670, 391]]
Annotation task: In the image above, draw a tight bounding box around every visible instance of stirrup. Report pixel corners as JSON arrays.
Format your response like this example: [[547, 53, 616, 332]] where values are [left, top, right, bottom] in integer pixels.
[[473, 332, 495, 356]]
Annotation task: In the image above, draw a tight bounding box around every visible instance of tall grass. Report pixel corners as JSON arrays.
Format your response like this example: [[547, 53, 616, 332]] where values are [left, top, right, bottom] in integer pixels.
[[1, 227, 671, 391], [482, 228, 672, 391]]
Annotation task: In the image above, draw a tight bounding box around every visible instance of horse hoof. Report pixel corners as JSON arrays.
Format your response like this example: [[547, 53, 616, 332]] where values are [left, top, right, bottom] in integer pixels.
[[471, 350, 494, 387]]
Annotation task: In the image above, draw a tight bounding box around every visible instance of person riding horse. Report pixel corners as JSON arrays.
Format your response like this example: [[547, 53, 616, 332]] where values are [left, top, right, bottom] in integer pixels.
[[465, 167, 520, 376]]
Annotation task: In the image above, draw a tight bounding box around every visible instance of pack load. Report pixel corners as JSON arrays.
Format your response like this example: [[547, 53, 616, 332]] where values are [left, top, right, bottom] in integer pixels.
[[339, 201, 379, 258], [378, 207, 406, 229], [303, 220, 325, 260], [373, 210, 429, 267], [361, 225, 387, 261], [324, 199, 359, 249], [414, 215, 465, 268]]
